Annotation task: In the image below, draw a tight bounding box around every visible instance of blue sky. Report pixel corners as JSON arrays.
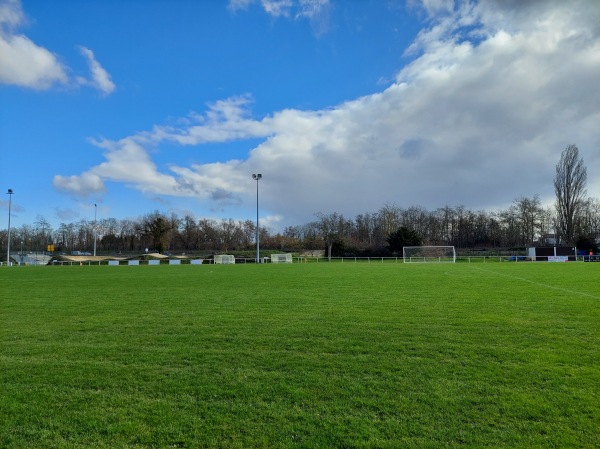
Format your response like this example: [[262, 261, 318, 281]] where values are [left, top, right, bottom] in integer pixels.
[[1, 0, 599, 231]]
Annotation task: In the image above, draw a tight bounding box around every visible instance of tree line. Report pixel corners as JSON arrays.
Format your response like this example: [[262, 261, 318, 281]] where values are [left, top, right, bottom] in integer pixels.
[[2, 145, 599, 257]]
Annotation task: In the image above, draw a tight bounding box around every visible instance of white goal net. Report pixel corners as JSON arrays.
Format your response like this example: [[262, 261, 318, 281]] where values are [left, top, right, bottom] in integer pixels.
[[403, 246, 456, 263], [214, 254, 235, 264], [270, 253, 293, 263]]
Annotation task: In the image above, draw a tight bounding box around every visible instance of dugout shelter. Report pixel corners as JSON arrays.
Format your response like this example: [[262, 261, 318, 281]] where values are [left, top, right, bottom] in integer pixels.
[[528, 246, 576, 262]]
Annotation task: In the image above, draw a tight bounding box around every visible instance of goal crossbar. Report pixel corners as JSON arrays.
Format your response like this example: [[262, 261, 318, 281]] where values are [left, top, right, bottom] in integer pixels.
[[214, 254, 235, 264], [403, 246, 456, 263], [271, 253, 293, 263]]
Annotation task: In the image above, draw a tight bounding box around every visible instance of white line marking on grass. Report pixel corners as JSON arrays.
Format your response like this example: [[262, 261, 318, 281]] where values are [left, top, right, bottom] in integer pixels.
[[467, 265, 600, 300]]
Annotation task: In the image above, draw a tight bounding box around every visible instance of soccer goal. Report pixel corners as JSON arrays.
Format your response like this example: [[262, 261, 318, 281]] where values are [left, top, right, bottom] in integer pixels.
[[270, 253, 293, 263], [214, 254, 235, 264], [403, 246, 456, 263]]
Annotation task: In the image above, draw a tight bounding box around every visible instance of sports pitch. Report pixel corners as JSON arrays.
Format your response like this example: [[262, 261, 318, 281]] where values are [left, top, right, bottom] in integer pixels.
[[1, 263, 599, 448]]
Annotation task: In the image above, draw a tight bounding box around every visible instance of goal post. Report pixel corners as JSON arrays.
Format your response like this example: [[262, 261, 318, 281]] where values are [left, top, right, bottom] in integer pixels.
[[270, 253, 293, 263], [403, 246, 456, 263], [214, 254, 235, 264]]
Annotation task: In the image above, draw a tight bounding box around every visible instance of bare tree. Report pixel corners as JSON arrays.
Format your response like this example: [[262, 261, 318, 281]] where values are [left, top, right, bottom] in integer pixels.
[[177, 215, 199, 250], [511, 195, 543, 246], [198, 218, 218, 250], [580, 197, 600, 238], [538, 206, 555, 245], [316, 212, 349, 260], [354, 212, 378, 247], [554, 144, 587, 244], [218, 218, 239, 251], [34, 216, 52, 252], [140, 211, 172, 253]]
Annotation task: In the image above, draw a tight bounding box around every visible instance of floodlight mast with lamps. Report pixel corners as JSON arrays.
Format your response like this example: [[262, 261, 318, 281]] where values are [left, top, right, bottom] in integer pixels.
[[252, 174, 262, 263], [93, 203, 97, 257], [6, 189, 13, 267]]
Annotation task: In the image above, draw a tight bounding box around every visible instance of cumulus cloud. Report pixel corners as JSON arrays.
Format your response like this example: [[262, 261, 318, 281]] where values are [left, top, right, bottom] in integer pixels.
[[53, 171, 105, 197], [408, 0, 455, 19], [0, 0, 21, 26], [0, 0, 68, 89], [55, 0, 600, 226], [0, 0, 115, 94], [53, 138, 176, 197], [78, 46, 116, 95], [148, 95, 272, 145]]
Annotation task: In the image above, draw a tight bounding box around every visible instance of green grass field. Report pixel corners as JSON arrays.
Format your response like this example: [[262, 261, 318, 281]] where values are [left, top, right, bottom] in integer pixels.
[[1, 263, 599, 448]]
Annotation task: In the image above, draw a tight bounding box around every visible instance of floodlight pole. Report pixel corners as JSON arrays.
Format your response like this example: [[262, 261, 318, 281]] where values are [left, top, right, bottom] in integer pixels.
[[252, 174, 262, 263], [93, 203, 97, 257], [6, 189, 13, 267]]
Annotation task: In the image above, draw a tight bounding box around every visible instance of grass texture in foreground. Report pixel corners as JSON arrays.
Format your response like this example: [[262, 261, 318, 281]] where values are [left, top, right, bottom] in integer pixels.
[[1, 263, 599, 448]]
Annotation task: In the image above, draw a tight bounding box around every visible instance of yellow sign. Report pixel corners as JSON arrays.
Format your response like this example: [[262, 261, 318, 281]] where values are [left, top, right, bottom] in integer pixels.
[[47, 245, 55, 252]]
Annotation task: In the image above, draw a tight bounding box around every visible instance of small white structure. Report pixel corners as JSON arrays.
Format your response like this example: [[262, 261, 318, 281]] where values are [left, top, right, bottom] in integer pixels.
[[214, 254, 235, 264], [270, 253, 293, 263]]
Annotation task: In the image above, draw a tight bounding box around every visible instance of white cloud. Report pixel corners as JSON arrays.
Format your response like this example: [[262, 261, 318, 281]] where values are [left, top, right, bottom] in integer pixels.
[[148, 96, 272, 145], [228, 0, 292, 16], [261, 0, 293, 17], [55, 0, 600, 226], [227, 0, 253, 12], [53, 171, 105, 197], [297, 0, 331, 36], [297, 0, 329, 19], [0, 0, 115, 94], [0, 0, 23, 27], [79, 46, 116, 95], [414, 0, 455, 18], [54, 138, 178, 198], [0, 0, 68, 89], [228, 0, 330, 33]]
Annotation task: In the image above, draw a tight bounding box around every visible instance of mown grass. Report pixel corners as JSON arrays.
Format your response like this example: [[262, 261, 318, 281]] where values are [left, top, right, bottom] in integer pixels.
[[1, 263, 599, 448]]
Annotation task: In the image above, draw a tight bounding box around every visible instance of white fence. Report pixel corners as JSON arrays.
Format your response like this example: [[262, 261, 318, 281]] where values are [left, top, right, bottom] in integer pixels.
[[4, 255, 597, 267]]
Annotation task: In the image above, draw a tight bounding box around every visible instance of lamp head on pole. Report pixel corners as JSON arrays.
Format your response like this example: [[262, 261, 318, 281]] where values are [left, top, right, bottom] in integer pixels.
[[252, 173, 262, 180], [7, 189, 13, 195]]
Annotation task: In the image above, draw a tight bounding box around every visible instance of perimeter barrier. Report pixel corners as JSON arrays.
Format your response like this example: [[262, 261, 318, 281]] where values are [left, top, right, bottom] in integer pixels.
[[6, 255, 599, 267]]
